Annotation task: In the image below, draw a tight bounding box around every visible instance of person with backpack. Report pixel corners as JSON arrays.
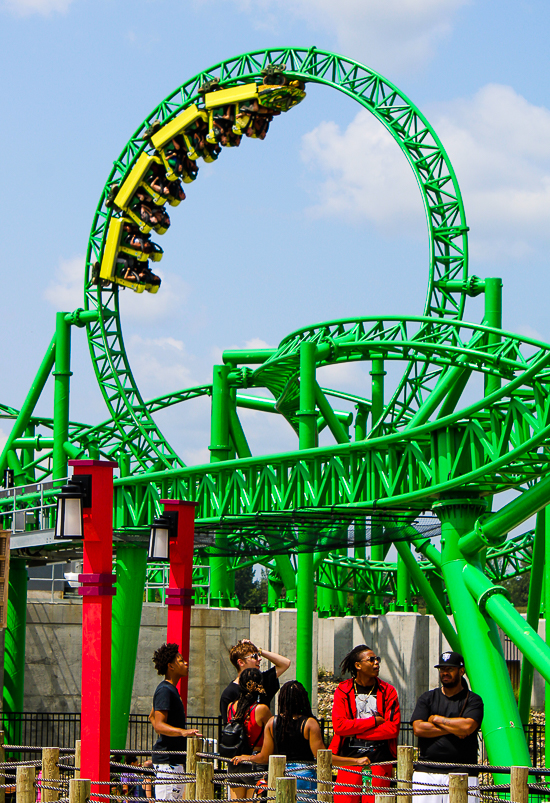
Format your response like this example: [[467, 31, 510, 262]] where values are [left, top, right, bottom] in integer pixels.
[[222, 668, 272, 800], [331, 645, 400, 803], [232, 680, 371, 797], [220, 639, 291, 724]]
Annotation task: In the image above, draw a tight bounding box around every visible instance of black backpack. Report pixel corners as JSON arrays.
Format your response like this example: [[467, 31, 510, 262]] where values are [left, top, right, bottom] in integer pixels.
[[219, 708, 263, 759], [219, 718, 249, 758]]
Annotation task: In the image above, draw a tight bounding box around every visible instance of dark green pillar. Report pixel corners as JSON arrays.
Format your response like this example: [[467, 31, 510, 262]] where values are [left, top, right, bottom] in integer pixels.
[[209, 365, 233, 607], [3, 559, 28, 746], [111, 546, 147, 749], [53, 312, 72, 481], [517, 511, 544, 723], [484, 278, 502, 397], [296, 342, 317, 696]]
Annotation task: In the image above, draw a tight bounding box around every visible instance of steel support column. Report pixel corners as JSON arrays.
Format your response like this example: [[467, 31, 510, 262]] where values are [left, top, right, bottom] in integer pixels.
[[209, 365, 233, 607], [296, 342, 317, 696], [484, 278, 502, 397], [53, 312, 72, 481], [546, 506, 550, 767], [518, 509, 545, 723], [2, 558, 27, 747], [0, 335, 56, 478]]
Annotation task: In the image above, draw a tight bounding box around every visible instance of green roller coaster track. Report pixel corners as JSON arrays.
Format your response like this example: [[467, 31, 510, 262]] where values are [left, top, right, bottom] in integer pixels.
[[3, 46, 550, 770]]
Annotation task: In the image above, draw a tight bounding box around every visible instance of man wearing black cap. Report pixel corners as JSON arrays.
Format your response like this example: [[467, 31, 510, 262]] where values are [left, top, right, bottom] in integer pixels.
[[410, 651, 484, 803]]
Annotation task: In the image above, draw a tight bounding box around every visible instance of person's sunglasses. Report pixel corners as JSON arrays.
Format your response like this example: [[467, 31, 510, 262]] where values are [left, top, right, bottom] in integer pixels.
[[363, 656, 382, 664], [249, 652, 261, 660]]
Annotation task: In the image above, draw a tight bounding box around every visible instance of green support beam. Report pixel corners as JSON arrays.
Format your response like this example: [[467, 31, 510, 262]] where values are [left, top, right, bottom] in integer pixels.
[[517, 510, 545, 723], [313, 382, 350, 445], [296, 342, 317, 696], [111, 546, 148, 749], [53, 311, 72, 480], [3, 559, 28, 747], [209, 365, 233, 607], [438, 501, 530, 769], [463, 561, 550, 687], [395, 539, 458, 648], [0, 335, 56, 479], [546, 506, 550, 767], [484, 278, 502, 397]]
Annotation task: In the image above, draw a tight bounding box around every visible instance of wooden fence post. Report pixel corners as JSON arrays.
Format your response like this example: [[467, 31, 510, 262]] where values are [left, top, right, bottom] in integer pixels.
[[196, 761, 214, 800], [74, 741, 81, 780], [185, 737, 202, 800], [317, 749, 333, 803], [268, 755, 287, 802], [276, 776, 296, 803], [69, 778, 90, 803], [397, 745, 413, 803], [448, 773, 468, 803], [16, 766, 35, 803], [42, 747, 60, 802], [510, 766, 529, 803]]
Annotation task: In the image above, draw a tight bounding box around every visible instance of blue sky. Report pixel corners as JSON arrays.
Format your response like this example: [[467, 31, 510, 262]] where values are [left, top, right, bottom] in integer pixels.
[[2, 0, 550, 466]]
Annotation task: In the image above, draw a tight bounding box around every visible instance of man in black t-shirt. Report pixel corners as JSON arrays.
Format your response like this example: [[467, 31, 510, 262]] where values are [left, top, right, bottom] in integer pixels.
[[150, 643, 202, 800], [411, 651, 484, 803], [219, 639, 291, 722]]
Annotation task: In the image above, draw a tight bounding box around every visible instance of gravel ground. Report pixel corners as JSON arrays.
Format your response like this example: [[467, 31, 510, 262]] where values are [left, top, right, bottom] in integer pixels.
[[318, 678, 339, 719]]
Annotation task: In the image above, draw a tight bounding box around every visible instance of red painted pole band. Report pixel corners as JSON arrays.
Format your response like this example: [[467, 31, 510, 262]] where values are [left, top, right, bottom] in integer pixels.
[[70, 459, 117, 791], [162, 500, 197, 707]]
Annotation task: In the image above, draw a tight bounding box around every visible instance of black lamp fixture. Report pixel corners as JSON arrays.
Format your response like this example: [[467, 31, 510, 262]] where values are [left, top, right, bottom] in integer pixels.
[[55, 480, 84, 540], [148, 513, 177, 561], [54, 474, 92, 540]]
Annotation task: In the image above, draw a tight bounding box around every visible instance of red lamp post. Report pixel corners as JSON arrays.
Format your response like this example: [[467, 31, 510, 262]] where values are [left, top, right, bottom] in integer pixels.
[[69, 459, 117, 791], [162, 500, 197, 707]]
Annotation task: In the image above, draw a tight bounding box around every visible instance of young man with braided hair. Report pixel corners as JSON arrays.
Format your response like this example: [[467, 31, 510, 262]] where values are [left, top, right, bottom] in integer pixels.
[[150, 643, 202, 801], [331, 644, 400, 803], [220, 638, 291, 723]]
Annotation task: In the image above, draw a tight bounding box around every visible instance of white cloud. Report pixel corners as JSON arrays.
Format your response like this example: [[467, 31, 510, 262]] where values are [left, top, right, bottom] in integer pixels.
[[125, 334, 195, 397], [44, 255, 85, 311], [515, 325, 546, 344], [317, 361, 370, 391], [429, 84, 550, 260], [301, 84, 550, 262], [301, 111, 424, 234], [230, 0, 468, 74], [3, 0, 73, 15], [44, 256, 189, 323], [244, 337, 275, 350], [0, 429, 8, 452], [117, 270, 189, 324]]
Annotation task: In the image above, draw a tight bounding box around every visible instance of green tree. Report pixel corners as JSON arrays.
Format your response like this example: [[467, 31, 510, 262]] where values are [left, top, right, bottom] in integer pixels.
[[234, 565, 268, 610], [502, 571, 531, 609]]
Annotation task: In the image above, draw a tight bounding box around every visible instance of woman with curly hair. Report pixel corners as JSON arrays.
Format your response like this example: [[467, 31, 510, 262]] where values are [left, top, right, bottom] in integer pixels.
[[226, 667, 272, 800], [233, 680, 370, 798]]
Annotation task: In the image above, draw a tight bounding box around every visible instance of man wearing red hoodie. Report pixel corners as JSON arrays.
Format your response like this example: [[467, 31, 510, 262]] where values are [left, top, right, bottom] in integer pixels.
[[331, 645, 400, 803]]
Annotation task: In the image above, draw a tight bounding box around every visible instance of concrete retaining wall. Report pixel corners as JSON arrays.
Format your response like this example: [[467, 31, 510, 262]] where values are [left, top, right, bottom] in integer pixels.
[[13, 601, 546, 720]]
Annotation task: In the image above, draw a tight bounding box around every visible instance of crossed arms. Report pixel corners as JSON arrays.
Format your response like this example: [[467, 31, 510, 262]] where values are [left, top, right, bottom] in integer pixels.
[[412, 715, 479, 739]]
